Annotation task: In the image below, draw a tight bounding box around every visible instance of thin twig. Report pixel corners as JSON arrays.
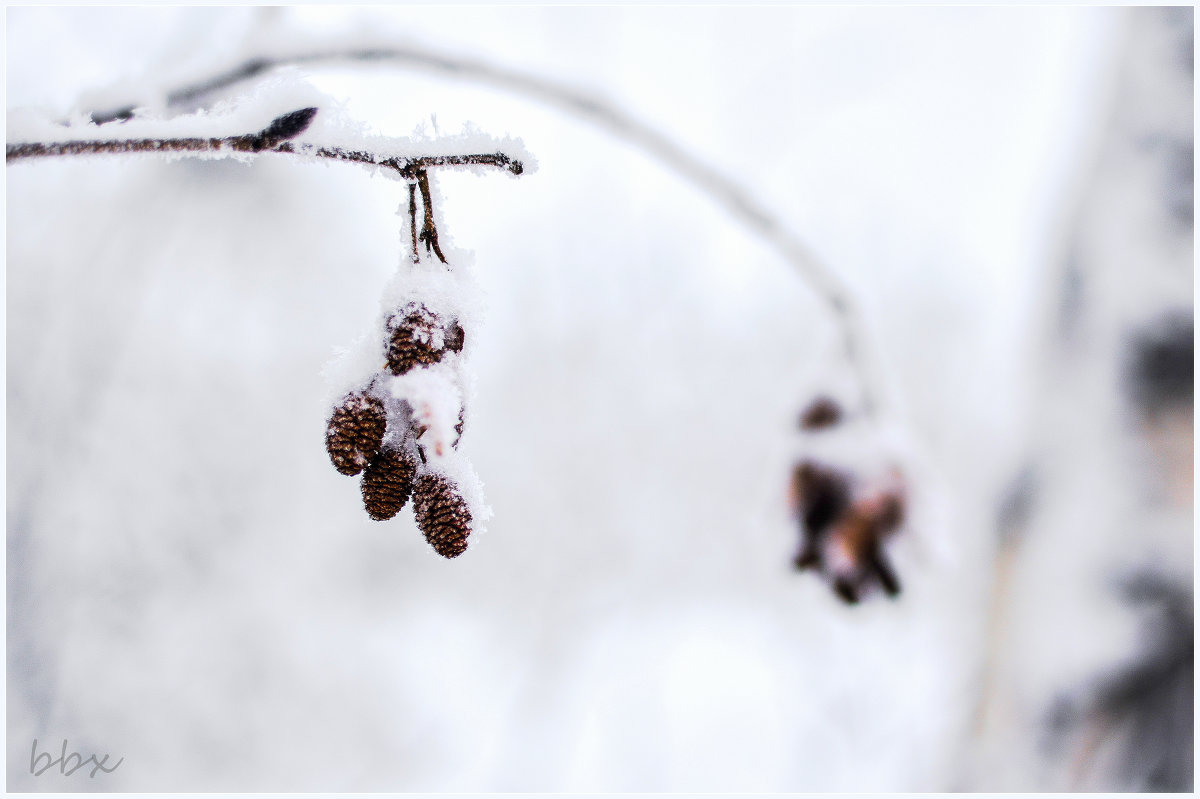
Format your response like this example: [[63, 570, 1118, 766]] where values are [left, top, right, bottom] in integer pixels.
[[408, 182, 420, 263], [88, 44, 886, 420], [8, 105, 523, 182], [415, 169, 446, 264], [7, 135, 523, 181]]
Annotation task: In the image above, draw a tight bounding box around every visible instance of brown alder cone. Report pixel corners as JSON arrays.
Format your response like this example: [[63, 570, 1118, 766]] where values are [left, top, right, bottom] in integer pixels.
[[412, 473, 472, 558], [789, 460, 851, 569], [799, 396, 842, 431], [789, 459, 906, 604], [325, 392, 387, 476], [826, 490, 905, 603], [361, 448, 419, 521], [386, 304, 466, 375]]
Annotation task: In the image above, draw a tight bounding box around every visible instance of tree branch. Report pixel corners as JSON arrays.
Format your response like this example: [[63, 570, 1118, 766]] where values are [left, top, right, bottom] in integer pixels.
[[415, 169, 447, 264], [87, 44, 888, 420], [7, 106, 524, 182], [9, 106, 522, 275]]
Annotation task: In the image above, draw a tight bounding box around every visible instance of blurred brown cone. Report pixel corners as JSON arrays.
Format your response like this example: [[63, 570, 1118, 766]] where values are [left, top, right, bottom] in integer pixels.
[[386, 305, 466, 375], [790, 459, 906, 603], [413, 473, 472, 558], [361, 448, 418, 521], [325, 392, 387, 476], [799, 396, 842, 431]]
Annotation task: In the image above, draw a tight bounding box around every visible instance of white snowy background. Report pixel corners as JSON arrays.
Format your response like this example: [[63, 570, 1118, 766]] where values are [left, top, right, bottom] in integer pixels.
[[5, 6, 1191, 792]]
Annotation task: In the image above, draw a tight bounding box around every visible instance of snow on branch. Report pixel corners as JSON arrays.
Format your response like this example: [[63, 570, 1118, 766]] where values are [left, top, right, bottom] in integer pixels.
[[8, 84, 530, 265], [7, 107, 525, 182]]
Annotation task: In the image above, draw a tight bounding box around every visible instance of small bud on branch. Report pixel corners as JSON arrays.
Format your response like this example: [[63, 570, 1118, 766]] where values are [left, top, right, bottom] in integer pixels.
[[259, 106, 319, 143]]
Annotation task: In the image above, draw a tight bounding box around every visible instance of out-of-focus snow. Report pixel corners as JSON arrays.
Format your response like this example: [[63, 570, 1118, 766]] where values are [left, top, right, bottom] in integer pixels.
[[8, 5, 1170, 793]]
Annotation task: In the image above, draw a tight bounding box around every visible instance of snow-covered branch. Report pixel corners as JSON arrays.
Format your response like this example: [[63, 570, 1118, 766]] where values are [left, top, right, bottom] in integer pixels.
[[8, 101, 527, 266], [6, 106, 525, 182]]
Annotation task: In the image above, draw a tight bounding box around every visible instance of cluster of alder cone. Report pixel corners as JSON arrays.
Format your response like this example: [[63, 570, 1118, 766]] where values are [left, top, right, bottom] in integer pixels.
[[792, 397, 906, 604], [325, 302, 473, 558]]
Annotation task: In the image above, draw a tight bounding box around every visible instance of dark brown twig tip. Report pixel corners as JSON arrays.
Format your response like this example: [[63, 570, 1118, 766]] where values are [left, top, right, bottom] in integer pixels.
[[261, 107, 318, 142], [800, 396, 843, 431], [508, 160, 524, 175], [452, 408, 466, 449], [833, 579, 860, 605], [415, 169, 448, 264], [793, 546, 821, 571]]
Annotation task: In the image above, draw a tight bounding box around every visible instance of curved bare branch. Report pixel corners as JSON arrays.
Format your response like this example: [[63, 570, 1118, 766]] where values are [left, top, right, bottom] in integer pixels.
[[88, 44, 888, 420]]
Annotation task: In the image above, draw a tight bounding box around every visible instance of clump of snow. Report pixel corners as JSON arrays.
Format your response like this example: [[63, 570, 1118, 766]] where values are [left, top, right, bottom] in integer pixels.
[[7, 73, 335, 149], [378, 247, 486, 343], [422, 449, 495, 535], [387, 368, 462, 460], [320, 332, 383, 409]]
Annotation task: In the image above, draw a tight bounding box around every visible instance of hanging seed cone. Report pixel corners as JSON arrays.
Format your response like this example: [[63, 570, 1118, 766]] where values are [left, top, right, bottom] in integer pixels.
[[413, 473, 472, 558], [386, 305, 466, 375], [799, 396, 842, 431], [361, 448, 419, 521], [325, 392, 387, 476]]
